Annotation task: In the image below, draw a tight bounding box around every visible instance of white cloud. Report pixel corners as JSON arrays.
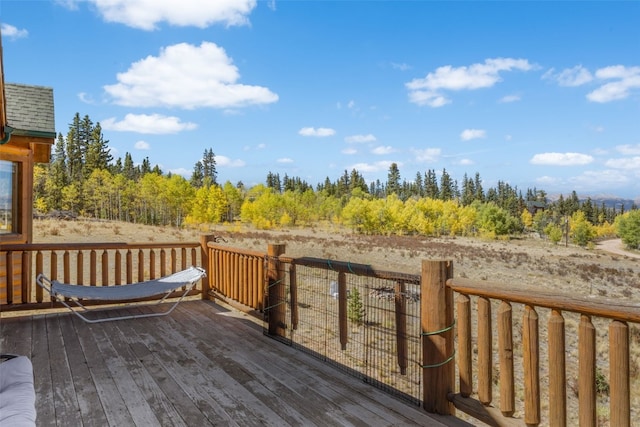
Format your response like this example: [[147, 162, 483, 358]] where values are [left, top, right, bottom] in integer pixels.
[[411, 148, 441, 163], [587, 65, 640, 103], [1, 23, 28, 40], [530, 152, 594, 166], [342, 148, 357, 155], [536, 176, 560, 185], [460, 129, 486, 141], [216, 155, 246, 167], [81, 0, 256, 30], [277, 158, 294, 164], [134, 140, 150, 150], [345, 134, 376, 143], [543, 65, 593, 87], [78, 92, 96, 104], [348, 161, 398, 173], [499, 94, 521, 103], [108, 146, 119, 157], [616, 144, 640, 155], [605, 157, 640, 170], [169, 167, 191, 177], [104, 42, 278, 109], [298, 127, 335, 137], [101, 113, 197, 134], [406, 57, 534, 107], [458, 158, 474, 166], [371, 146, 395, 155], [569, 170, 631, 188], [391, 62, 411, 71], [408, 91, 451, 108]]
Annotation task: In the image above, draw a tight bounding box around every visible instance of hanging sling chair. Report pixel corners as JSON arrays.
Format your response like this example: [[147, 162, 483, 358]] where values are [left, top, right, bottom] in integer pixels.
[[36, 266, 206, 323]]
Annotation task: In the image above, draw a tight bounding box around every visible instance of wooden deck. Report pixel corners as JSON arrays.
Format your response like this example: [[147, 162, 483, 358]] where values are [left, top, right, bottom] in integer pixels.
[[0, 299, 469, 426]]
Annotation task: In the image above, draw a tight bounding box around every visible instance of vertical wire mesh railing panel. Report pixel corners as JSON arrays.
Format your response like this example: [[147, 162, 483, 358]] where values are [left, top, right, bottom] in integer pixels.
[[274, 262, 335, 349], [363, 278, 422, 405], [276, 260, 423, 405]]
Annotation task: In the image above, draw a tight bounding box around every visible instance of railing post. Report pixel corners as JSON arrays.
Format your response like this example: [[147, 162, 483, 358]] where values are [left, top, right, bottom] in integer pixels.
[[578, 315, 596, 427], [610, 320, 630, 427], [200, 234, 216, 300], [421, 260, 455, 415], [267, 243, 286, 337], [523, 305, 540, 426]]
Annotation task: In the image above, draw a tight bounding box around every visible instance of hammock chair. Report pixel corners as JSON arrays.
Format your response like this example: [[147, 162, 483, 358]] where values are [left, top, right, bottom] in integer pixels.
[[36, 266, 206, 323]]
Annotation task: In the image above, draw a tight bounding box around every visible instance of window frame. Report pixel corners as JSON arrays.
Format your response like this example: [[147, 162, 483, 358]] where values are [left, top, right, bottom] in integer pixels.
[[0, 150, 30, 244]]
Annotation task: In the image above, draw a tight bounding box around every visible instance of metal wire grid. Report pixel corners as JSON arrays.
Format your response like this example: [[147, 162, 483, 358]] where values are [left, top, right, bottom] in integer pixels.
[[270, 263, 423, 405]]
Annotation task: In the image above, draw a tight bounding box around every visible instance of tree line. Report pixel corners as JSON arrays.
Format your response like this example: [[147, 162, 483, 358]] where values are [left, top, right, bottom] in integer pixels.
[[33, 113, 639, 249]]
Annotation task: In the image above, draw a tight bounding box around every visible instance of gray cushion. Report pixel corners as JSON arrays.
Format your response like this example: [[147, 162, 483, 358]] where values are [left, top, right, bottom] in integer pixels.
[[0, 356, 36, 426]]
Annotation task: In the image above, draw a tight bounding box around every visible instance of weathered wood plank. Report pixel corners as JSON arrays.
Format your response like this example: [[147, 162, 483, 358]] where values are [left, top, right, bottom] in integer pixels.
[[134, 307, 284, 426], [0, 315, 32, 356], [177, 302, 380, 426], [2, 300, 466, 427], [58, 313, 108, 427], [30, 315, 56, 425], [180, 301, 457, 426], [157, 307, 317, 426], [46, 314, 85, 426], [71, 312, 136, 426], [88, 317, 163, 426], [93, 311, 187, 427]]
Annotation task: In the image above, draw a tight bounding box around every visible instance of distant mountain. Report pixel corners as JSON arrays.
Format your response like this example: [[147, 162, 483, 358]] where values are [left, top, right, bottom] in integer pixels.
[[548, 193, 638, 211]]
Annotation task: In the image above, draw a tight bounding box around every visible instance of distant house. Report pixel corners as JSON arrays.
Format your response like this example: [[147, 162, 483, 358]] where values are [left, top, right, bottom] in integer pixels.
[[525, 200, 546, 216], [0, 35, 55, 291]]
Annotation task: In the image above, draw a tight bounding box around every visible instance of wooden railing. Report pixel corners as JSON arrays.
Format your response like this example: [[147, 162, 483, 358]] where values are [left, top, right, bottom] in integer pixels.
[[0, 235, 214, 309], [205, 242, 267, 311], [205, 243, 639, 426], [447, 276, 639, 427], [2, 238, 638, 426]]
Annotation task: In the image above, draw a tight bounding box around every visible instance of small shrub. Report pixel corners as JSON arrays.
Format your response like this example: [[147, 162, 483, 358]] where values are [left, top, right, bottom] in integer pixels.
[[348, 288, 366, 326], [595, 369, 609, 396], [49, 227, 60, 236]]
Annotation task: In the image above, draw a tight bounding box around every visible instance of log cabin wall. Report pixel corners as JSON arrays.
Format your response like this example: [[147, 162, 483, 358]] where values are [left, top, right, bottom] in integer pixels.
[[0, 35, 55, 299]]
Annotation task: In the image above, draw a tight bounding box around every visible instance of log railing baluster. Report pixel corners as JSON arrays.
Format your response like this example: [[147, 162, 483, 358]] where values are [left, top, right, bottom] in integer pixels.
[[478, 296, 492, 405], [498, 301, 515, 417]]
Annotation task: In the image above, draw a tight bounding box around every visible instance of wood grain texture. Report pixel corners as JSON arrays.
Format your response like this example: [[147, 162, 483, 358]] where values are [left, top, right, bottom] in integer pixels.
[[1, 299, 467, 426]]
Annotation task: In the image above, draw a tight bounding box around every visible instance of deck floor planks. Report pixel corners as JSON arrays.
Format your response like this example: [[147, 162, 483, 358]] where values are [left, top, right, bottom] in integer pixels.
[[90, 309, 188, 427], [30, 315, 57, 425], [0, 315, 32, 355], [172, 303, 370, 426], [70, 311, 136, 427], [86, 314, 164, 427], [119, 330, 216, 427], [156, 307, 319, 426], [1, 300, 469, 427], [114, 307, 238, 426], [45, 314, 85, 426], [177, 301, 431, 427], [131, 307, 287, 426], [58, 313, 108, 427]]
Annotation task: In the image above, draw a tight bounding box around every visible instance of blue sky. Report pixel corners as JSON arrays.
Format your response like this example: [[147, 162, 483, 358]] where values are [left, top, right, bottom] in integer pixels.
[[2, 0, 639, 200]]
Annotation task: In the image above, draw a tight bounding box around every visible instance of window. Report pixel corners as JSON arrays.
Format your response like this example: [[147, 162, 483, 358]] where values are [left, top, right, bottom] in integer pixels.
[[0, 160, 19, 234]]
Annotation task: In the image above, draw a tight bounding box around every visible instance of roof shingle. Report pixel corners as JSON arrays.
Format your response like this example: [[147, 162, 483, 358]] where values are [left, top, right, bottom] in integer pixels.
[[5, 83, 55, 138]]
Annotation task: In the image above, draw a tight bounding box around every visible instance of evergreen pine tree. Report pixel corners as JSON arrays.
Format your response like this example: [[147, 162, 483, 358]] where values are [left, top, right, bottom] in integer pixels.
[[386, 163, 401, 196], [202, 148, 217, 185], [191, 161, 204, 188], [439, 168, 453, 200]]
